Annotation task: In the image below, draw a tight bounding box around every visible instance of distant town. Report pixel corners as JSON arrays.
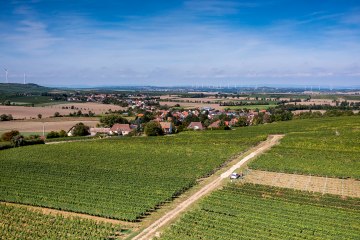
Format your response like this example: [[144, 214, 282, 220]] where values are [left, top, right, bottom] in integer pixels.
[[1, 83, 359, 141]]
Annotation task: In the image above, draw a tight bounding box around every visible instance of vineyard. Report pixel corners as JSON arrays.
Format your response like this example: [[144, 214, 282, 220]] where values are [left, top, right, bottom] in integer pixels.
[[0, 204, 124, 239], [1, 115, 359, 230], [159, 183, 360, 240], [0, 130, 265, 221], [249, 123, 360, 179]]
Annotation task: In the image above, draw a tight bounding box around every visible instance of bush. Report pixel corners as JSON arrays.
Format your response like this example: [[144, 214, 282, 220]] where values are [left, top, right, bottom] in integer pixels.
[[176, 124, 185, 132], [47, 131, 60, 139], [11, 135, 25, 147], [126, 129, 139, 137], [24, 139, 45, 146], [45, 135, 97, 143], [0, 134, 44, 149], [72, 123, 90, 136], [27, 134, 41, 140], [0, 142, 13, 150], [59, 130, 67, 137], [144, 121, 164, 136], [3, 100, 11, 106], [0, 114, 13, 121], [2, 130, 20, 141]]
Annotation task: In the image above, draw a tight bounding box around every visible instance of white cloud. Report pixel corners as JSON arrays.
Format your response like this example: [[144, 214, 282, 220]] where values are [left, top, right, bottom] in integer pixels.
[[1, 1, 360, 86]]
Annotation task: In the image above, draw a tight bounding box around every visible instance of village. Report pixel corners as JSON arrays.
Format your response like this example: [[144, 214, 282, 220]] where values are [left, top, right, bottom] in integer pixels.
[[41, 90, 277, 137], [86, 106, 272, 137]]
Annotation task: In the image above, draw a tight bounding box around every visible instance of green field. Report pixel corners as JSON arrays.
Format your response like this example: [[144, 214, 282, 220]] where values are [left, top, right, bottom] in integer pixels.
[[4, 95, 56, 105], [249, 120, 360, 179], [0, 131, 265, 221], [159, 183, 360, 240], [312, 94, 360, 101], [0, 204, 124, 240]]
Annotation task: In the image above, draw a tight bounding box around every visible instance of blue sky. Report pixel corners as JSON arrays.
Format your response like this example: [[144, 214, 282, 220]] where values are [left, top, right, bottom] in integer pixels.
[[0, 0, 359, 87]]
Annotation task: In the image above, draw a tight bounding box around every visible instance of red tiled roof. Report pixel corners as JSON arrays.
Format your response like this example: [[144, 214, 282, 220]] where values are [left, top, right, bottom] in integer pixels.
[[111, 124, 131, 132], [208, 120, 220, 128]]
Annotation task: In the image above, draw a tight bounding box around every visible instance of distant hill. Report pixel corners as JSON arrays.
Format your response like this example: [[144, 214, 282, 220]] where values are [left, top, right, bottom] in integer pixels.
[[0, 83, 52, 95]]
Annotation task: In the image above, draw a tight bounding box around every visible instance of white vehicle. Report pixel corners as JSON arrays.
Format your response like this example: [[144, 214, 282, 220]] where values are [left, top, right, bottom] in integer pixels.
[[230, 172, 241, 179]]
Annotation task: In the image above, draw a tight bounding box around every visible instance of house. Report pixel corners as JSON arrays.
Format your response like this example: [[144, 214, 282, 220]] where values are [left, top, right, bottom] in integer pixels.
[[187, 122, 204, 130], [229, 118, 239, 126], [67, 126, 75, 136], [181, 111, 189, 119], [208, 120, 230, 129], [110, 124, 132, 135], [202, 106, 214, 111], [158, 110, 169, 119], [172, 112, 180, 119], [159, 122, 173, 134], [192, 110, 200, 116], [208, 120, 221, 129], [89, 127, 110, 136]]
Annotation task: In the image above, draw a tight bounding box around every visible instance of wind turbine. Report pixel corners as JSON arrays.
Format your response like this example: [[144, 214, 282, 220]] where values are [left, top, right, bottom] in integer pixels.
[[4, 68, 8, 83], [23, 73, 26, 84]]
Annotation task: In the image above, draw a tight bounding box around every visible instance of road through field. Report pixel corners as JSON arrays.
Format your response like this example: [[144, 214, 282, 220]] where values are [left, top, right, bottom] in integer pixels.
[[133, 134, 284, 240]]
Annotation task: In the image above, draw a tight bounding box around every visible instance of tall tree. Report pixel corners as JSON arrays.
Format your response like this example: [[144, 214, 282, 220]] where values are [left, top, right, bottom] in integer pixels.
[[144, 121, 164, 136], [71, 123, 90, 136]]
